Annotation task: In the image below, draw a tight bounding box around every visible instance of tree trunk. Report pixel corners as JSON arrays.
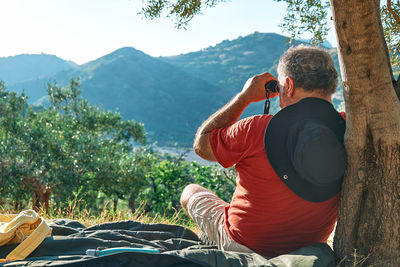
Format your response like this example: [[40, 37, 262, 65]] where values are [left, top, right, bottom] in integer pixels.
[[32, 181, 52, 214], [113, 197, 118, 212], [330, 0, 400, 265], [128, 191, 136, 212]]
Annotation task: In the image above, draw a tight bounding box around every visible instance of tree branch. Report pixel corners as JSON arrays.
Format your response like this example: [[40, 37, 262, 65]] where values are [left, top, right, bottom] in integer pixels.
[[387, 0, 400, 25], [222, 170, 236, 186]]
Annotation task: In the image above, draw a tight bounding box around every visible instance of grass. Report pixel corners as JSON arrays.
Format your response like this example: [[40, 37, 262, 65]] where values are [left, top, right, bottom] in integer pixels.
[[3, 200, 201, 236]]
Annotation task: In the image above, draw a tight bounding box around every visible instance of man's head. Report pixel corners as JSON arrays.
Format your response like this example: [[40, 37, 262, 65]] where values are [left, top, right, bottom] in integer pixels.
[[277, 45, 338, 108]]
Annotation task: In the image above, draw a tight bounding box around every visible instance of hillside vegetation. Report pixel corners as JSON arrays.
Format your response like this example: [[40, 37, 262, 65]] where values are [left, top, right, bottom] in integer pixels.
[[0, 81, 235, 220]]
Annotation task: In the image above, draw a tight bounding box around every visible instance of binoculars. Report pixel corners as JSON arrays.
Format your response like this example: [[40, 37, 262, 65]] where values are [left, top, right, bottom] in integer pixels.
[[264, 80, 279, 93], [263, 80, 278, 115]]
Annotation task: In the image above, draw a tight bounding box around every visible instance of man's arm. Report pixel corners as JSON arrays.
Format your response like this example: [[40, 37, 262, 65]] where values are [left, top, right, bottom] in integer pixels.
[[193, 72, 277, 161]]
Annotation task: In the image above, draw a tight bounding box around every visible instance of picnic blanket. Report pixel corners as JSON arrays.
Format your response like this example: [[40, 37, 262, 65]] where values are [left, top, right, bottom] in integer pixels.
[[0, 219, 336, 266]]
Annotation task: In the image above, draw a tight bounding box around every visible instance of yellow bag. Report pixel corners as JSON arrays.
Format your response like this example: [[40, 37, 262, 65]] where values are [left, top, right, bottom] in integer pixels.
[[0, 210, 51, 263]]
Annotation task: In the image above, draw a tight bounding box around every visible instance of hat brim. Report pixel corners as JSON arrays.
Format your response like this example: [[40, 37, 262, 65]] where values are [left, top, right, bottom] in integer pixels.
[[264, 97, 346, 202]]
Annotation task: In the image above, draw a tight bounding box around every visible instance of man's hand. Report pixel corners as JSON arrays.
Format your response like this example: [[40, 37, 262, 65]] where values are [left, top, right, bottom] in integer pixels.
[[239, 72, 278, 103]]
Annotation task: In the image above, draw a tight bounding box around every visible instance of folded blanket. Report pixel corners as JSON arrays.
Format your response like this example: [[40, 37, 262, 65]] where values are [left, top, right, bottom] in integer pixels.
[[0, 219, 335, 266]]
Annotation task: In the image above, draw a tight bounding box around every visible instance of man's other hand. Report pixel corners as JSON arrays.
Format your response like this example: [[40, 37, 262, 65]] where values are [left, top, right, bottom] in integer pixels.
[[240, 72, 278, 103]]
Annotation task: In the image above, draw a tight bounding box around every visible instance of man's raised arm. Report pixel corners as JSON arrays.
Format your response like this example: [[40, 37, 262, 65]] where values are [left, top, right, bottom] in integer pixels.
[[193, 72, 276, 161]]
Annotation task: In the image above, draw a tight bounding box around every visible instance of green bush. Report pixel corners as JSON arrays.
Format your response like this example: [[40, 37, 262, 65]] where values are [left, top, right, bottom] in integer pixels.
[[135, 151, 236, 217], [0, 79, 146, 211], [0, 80, 236, 220]]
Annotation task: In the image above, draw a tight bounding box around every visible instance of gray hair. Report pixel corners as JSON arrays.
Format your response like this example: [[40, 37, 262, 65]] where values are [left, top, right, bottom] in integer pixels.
[[277, 45, 338, 95]]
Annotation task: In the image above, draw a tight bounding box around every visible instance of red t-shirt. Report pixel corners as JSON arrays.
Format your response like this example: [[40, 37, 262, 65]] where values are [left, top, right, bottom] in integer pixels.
[[209, 113, 345, 257]]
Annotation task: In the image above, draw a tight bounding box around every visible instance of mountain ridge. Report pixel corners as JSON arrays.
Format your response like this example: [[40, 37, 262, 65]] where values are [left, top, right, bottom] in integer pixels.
[[0, 54, 77, 84]]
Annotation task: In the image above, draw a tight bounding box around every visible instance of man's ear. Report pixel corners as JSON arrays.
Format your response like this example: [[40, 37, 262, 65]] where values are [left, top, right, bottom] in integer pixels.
[[285, 77, 295, 97]]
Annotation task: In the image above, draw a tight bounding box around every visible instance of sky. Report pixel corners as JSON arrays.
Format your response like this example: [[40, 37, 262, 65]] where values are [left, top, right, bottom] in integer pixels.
[[0, 0, 337, 65]]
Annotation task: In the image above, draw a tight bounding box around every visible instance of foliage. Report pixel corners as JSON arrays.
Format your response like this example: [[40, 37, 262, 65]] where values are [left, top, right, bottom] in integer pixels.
[[275, 0, 329, 45], [276, 0, 400, 69], [382, 1, 400, 70], [141, 0, 227, 28], [133, 148, 236, 217], [0, 79, 146, 210], [0, 81, 236, 219]]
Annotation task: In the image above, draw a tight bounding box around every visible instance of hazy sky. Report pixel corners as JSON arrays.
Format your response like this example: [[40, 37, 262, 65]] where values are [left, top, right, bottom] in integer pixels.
[[0, 0, 337, 65]]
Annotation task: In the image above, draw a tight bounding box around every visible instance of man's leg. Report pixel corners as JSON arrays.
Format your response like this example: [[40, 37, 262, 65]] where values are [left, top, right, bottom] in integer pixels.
[[180, 184, 254, 253], [180, 184, 213, 211], [180, 183, 227, 247]]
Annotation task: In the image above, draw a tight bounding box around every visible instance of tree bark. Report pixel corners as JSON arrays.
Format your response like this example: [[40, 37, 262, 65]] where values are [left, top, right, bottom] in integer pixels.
[[32, 183, 52, 214], [395, 77, 400, 98], [128, 191, 136, 212], [330, 0, 400, 265], [113, 197, 118, 212]]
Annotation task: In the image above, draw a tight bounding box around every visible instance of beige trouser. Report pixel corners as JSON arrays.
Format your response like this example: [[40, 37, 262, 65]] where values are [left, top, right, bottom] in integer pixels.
[[186, 191, 254, 253]]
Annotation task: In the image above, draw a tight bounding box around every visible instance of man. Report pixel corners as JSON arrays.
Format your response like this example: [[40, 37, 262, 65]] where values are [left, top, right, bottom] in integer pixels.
[[180, 45, 347, 257]]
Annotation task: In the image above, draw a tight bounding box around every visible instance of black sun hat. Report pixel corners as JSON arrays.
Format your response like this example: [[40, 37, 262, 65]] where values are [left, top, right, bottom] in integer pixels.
[[264, 97, 346, 202]]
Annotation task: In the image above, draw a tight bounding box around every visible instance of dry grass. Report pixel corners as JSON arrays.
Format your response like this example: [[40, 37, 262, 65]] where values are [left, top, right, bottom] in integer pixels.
[[46, 203, 200, 234], [1, 200, 200, 234]]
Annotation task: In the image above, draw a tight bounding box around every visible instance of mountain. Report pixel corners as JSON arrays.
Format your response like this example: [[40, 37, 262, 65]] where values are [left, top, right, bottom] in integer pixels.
[[298, 39, 333, 48], [9, 47, 225, 146], [163, 33, 289, 90], [6, 32, 343, 147], [0, 54, 77, 84], [161, 32, 292, 117], [162, 32, 342, 117]]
